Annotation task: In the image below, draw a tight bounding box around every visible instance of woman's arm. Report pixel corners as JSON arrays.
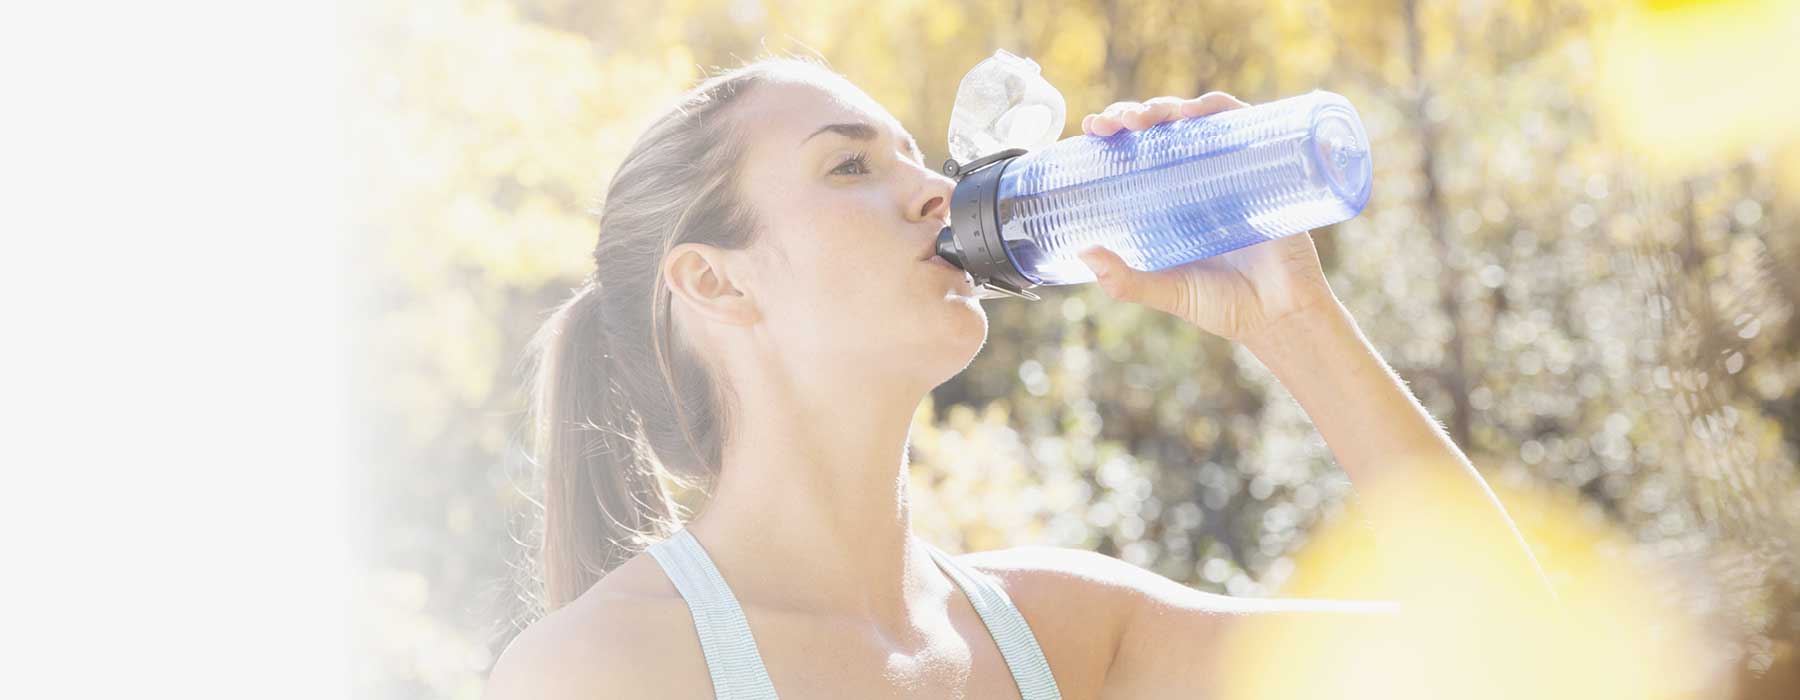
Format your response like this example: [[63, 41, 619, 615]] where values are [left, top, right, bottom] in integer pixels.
[[1076, 92, 1553, 604], [1237, 293, 1554, 602], [1062, 93, 1558, 698]]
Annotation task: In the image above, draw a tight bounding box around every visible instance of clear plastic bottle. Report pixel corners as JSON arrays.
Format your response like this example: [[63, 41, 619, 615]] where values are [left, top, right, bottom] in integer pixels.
[[997, 90, 1371, 285], [936, 76, 1373, 299]]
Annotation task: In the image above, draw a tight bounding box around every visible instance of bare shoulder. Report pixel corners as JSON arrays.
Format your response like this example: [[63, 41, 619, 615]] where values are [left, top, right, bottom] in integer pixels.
[[960, 544, 1349, 618], [949, 545, 1170, 695], [960, 543, 1244, 617], [957, 544, 1170, 597], [954, 545, 1149, 634], [953, 545, 1289, 696], [963, 546, 1400, 698], [482, 553, 711, 700]]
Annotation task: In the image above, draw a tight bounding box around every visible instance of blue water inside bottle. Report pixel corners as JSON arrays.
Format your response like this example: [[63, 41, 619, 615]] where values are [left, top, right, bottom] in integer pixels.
[[992, 90, 1372, 286]]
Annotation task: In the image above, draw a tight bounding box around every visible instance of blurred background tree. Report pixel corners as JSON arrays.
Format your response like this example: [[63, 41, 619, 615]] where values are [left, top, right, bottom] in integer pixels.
[[343, 0, 1799, 697]]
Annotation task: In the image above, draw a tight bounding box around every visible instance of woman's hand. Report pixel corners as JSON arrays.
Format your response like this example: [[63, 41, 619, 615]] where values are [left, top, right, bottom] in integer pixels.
[[1075, 93, 1338, 345]]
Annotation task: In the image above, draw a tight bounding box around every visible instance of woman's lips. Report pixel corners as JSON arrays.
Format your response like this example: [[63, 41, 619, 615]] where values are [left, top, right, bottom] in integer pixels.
[[925, 255, 976, 292]]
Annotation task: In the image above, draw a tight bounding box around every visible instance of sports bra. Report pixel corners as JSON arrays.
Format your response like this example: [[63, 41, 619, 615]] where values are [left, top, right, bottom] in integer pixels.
[[645, 528, 1062, 699]]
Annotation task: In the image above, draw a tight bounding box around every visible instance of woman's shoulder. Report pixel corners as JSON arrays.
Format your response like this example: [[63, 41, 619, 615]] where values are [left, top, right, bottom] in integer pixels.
[[953, 543, 1158, 615], [945, 545, 1163, 698], [482, 553, 712, 700]]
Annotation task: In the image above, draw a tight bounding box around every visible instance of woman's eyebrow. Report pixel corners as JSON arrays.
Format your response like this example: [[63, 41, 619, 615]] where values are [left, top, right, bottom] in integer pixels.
[[801, 122, 925, 164]]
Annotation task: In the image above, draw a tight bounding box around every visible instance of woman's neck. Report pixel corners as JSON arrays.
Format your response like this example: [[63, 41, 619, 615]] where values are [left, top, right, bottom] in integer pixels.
[[683, 385, 947, 638]]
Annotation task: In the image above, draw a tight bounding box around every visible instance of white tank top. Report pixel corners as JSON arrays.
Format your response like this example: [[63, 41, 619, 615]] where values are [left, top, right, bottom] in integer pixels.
[[646, 528, 1063, 699]]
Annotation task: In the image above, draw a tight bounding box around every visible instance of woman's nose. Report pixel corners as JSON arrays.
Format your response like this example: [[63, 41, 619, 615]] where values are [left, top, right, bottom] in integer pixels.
[[908, 170, 955, 223]]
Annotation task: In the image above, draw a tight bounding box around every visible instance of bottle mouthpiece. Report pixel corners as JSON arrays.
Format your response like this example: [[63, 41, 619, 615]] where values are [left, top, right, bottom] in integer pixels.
[[934, 226, 963, 269]]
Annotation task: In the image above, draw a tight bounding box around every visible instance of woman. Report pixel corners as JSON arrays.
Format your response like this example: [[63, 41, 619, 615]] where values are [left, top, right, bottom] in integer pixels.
[[485, 57, 1553, 699]]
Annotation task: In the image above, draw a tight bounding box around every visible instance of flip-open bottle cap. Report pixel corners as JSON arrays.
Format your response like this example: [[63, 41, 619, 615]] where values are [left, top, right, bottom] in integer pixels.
[[946, 49, 1066, 165], [937, 50, 1064, 302]]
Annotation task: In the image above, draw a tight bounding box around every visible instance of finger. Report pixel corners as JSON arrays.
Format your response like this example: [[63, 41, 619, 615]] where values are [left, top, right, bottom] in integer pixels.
[[1089, 100, 1148, 136], [1076, 245, 1147, 304], [1101, 100, 1142, 116], [1123, 97, 1184, 130], [1087, 111, 1124, 136], [1180, 91, 1250, 118], [1145, 95, 1187, 117], [1100, 100, 1141, 122]]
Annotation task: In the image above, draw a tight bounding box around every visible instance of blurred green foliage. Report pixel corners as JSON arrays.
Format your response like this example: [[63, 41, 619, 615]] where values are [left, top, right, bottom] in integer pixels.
[[344, 0, 1800, 697]]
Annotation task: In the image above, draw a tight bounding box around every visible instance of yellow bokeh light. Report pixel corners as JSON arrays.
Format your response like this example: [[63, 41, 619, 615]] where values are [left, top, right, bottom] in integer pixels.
[[1593, 0, 1800, 176], [1217, 460, 1731, 699]]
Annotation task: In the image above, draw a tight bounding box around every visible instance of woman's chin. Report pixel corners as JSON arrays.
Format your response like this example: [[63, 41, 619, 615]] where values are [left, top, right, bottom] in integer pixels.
[[943, 292, 987, 326], [943, 302, 989, 358], [907, 288, 988, 371]]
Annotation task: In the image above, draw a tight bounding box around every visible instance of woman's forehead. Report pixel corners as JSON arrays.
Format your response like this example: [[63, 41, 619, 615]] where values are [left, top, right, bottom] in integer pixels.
[[745, 79, 902, 144]]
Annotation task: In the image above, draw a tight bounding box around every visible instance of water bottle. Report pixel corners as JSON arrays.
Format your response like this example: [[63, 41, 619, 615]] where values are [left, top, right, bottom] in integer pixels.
[[934, 51, 1373, 301]]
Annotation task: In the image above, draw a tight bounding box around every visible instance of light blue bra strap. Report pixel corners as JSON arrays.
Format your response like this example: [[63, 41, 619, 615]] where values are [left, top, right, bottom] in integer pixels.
[[920, 539, 1063, 700], [646, 529, 781, 700]]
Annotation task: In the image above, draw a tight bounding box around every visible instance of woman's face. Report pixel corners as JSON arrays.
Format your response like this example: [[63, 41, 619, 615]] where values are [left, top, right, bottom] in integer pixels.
[[711, 76, 989, 392]]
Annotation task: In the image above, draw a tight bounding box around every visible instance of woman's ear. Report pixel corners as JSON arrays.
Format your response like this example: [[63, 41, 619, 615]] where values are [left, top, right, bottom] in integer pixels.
[[663, 242, 761, 327]]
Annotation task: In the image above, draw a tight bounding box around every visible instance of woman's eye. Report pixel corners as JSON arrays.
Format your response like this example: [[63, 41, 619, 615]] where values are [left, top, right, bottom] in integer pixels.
[[832, 152, 870, 176]]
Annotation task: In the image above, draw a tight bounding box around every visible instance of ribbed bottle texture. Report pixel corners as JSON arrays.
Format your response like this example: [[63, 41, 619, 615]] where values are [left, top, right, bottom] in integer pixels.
[[994, 90, 1373, 286]]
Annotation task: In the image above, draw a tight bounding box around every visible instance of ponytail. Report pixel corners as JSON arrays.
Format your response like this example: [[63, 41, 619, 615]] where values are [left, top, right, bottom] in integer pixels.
[[514, 56, 838, 616], [528, 278, 689, 609]]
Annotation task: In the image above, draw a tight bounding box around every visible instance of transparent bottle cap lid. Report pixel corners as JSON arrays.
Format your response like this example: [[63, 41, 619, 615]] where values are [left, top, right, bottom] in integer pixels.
[[996, 104, 1056, 147], [947, 50, 1066, 165]]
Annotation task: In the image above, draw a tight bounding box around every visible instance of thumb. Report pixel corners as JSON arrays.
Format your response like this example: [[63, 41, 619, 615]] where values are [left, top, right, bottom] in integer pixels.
[[1076, 245, 1141, 302]]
